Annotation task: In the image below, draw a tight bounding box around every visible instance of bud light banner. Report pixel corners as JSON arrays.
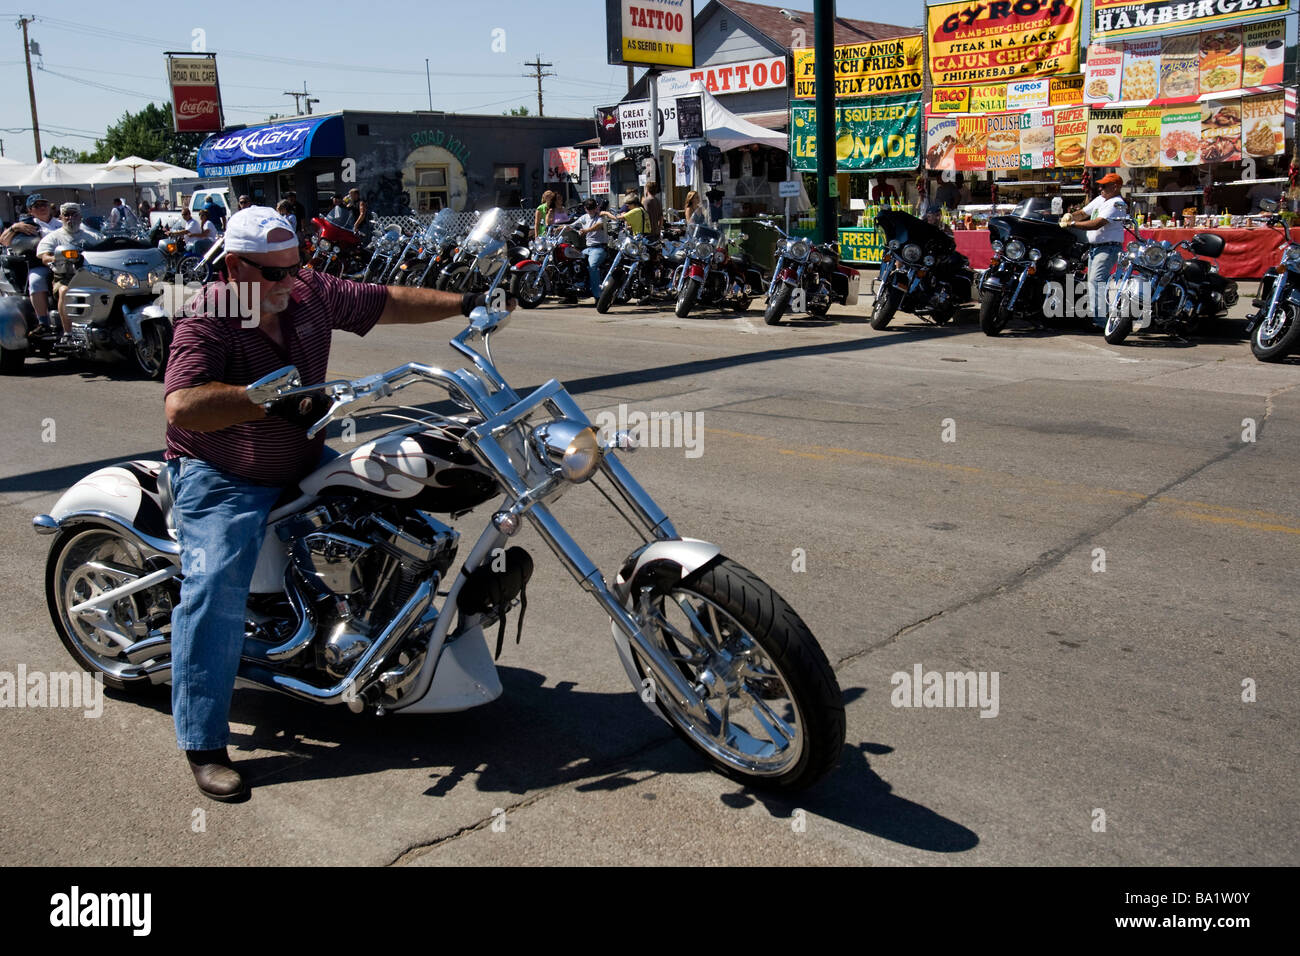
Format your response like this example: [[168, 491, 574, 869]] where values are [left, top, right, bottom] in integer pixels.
[[167, 55, 223, 133], [196, 115, 345, 177]]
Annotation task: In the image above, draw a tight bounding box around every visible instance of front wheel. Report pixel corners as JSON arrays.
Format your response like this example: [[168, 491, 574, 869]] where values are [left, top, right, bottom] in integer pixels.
[[596, 271, 621, 313], [1251, 302, 1300, 362], [675, 277, 700, 318], [870, 284, 900, 330], [763, 284, 791, 325], [1103, 307, 1133, 345], [179, 256, 209, 285], [133, 321, 170, 380], [629, 557, 845, 790], [511, 271, 547, 309], [978, 289, 1007, 336]]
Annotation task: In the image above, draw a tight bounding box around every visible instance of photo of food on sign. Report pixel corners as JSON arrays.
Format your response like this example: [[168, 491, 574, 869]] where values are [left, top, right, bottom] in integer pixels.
[[1160, 35, 1199, 98], [1199, 29, 1243, 94], [1200, 101, 1242, 163]]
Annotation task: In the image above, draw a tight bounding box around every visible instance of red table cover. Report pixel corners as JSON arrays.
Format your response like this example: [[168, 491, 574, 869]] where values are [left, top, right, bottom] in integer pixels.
[[952, 227, 1284, 280]]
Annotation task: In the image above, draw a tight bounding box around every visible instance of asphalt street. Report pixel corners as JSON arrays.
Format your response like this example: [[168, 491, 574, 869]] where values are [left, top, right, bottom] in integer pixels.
[[1, 288, 1296, 866]]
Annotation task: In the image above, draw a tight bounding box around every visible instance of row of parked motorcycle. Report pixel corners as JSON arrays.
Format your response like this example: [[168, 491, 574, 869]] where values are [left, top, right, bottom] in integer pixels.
[[871, 196, 1300, 362], [305, 204, 862, 325]]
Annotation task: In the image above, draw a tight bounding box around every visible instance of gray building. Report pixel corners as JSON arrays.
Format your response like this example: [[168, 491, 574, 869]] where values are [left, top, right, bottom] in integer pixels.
[[197, 110, 593, 219]]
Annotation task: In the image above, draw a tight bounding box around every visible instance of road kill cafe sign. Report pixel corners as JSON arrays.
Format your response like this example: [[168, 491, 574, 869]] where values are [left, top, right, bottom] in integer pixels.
[[927, 0, 1083, 87]]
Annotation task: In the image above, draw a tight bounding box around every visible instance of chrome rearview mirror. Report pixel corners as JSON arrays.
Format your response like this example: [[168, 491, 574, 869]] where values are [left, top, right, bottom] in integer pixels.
[[246, 366, 301, 404]]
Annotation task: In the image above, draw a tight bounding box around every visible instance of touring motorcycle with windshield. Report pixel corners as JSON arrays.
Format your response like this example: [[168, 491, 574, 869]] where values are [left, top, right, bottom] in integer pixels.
[[979, 198, 1090, 335], [34, 306, 845, 790], [1104, 219, 1238, 345], [436, 209, 530, 296], [1245, 198, 1300, 362], [595, 226, 672, 313], [0, 227, 172, 378], [508, 220, 593, 307], [393, 209, 458, 288], [757, 217, 859, 325], [870, 210, 973, 330], [671, 223, 764, 318]]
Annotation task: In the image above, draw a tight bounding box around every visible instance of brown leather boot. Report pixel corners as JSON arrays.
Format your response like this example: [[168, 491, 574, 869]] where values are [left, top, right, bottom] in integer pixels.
[[186, 748, 248, 802]]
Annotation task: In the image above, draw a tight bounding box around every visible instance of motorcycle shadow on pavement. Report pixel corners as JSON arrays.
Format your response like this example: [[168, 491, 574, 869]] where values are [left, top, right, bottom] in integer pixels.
[[180, 669, 977, 855]]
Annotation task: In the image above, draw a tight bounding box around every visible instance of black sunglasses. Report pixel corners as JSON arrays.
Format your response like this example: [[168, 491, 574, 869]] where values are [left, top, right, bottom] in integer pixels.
[[238, 258, 301, 281]]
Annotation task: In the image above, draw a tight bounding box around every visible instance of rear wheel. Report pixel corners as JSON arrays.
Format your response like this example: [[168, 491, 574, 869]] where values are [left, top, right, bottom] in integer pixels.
[[46, 525, 178, 693], [979, 290, 1007, 336], [675, 277, 700, 318], [1251, 302, 1300, 362], [870, 285, 900, 330], [628, 557, 845, 791], [763, 284, 791, 325], [179, 257, 209, 285]]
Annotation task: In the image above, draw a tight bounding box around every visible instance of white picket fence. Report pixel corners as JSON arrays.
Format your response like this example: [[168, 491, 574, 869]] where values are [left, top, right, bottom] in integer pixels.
[[371, 209, 532, 237]]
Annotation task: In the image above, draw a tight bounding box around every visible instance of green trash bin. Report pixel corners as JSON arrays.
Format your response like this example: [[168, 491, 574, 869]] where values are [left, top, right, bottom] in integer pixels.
[[719, 217, 779, 274]]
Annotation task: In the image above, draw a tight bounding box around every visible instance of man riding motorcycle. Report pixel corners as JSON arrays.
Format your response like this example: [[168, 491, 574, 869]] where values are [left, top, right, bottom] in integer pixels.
[[37, 203, 96, 343], [0, 194, 61, 331]]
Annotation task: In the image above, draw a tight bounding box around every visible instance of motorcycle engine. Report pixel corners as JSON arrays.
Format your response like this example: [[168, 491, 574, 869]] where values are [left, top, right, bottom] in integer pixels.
[[278, 500, 459, 677]]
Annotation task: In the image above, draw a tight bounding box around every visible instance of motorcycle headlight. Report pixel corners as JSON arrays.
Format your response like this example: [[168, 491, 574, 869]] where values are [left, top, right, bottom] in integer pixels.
[[1165, 251, 1184, 271], [990, 240, 1004, 255], [887, 240, 901, 251], [693, 240, 714, 258], [1003, 239, 1026, 261], [901, 243, 922, 263], [1029, 248, 1042, 261], [1283, 244, 1300, 266], [789, 240, 810, 260], [1142, 244, 1166, 269], [639, 247, 652, 261], [1048, 256, 1068, 272], [923, 255, 936, 267], [147, 267, 166, 287], [115, 271, 141, 290], [318, 240, 332, 252], [532, 420, 603, 483]]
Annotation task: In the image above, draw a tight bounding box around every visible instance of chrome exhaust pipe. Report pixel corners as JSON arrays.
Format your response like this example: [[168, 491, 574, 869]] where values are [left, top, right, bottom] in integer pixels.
[[263, 567, 316, 661]]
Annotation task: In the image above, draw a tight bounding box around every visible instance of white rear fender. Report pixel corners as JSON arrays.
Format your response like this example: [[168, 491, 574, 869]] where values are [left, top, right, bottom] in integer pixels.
[[35, 461, 176, 553]]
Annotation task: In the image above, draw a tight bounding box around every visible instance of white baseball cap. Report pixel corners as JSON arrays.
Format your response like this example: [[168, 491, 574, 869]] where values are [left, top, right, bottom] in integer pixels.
[[224, 206, 299, 254]]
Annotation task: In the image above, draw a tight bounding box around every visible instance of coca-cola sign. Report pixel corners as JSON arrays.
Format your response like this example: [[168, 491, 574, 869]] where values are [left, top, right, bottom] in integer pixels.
[[168, 55, 223, 133]]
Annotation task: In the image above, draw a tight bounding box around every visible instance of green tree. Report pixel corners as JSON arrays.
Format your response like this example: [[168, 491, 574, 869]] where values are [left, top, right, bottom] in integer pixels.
[[45, 145, 79, 163], [77, 102, 206, 169], [503, 105, 530, 116]]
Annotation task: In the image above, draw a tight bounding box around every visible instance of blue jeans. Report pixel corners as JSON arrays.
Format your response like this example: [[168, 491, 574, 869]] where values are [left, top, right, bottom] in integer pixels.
[[167, 457, 284, 751], [583, 245, 607, 298], [1087, 245, 1121, 328]]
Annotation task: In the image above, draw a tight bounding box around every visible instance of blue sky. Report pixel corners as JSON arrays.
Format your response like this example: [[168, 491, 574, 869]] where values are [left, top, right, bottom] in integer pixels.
[[0, 0, 913, 163]]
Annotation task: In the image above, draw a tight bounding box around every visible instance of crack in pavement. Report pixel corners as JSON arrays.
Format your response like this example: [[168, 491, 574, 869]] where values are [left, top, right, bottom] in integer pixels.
[[834, 400, 1274, 669], [385, 732, 680, 866]]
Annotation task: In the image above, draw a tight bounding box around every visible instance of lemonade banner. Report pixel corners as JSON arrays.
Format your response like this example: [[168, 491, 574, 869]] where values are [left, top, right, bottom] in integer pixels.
[[927, 0, 1082, 87], [789, 95, 923, 172], [1091, 0, 1289, 40], [792, 37, 924, 99], [1083, 18, 1284, 106]]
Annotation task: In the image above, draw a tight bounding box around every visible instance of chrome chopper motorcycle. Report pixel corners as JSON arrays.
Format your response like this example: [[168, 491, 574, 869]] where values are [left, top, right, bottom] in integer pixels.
[[0, 227, 172, 378], [595, 227, 669, 313], [870, 210, 973, 330], [979, 197, 1090, 335], [1245, 198, 1300, 362], [757, 217, 860, 325], [437, 209, 530, 295], [34, 307, 845, 790], [1104, 220, 1237, 345], [509, 221, 594, 308], [670, 223, 764, 319]]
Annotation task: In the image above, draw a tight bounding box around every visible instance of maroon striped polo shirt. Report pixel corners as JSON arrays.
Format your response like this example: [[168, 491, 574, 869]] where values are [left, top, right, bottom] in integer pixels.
[[164, 269, 388, 485]]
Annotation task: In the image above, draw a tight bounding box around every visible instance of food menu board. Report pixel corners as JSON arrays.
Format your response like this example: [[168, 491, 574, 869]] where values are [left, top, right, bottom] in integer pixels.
[[793, 37, 925, 99], [1240, 91, 1284, 157], [1086, 109, 1124, 166], [1091, 0, 1289, 41], [1055, 106, 1088, 167], [931, 76, 1083, 115], [969, 83, 1008, 113], [922, 94, 1277, 171], [1007, 79, 1051, 112], [1084, 19, 1281, 105], [1121, 107, 1162, 168], [927, 0, 1082, 87], [1159, 107, 1202, 166]]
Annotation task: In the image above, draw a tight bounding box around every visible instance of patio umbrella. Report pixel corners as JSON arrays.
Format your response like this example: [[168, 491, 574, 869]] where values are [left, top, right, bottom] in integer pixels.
[[99, 155, 170, 203]]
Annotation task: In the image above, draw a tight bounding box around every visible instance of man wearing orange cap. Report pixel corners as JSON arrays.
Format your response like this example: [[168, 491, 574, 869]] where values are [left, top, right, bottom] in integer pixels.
[[1069, 173, 1128, 329]]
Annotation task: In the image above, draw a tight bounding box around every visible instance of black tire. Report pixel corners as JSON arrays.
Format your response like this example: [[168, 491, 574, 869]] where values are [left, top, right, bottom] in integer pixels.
[[133, 321, 170, 381], [1251, 302, 1300, 362], [179, 257, 209, 285], [731, 296, 752, 313], [512, 271, 546, 310], [675, 277, 700, 318], [978, 290, 1008, 336], [0, 345, 26, 375], [438, 265, 470, 293], [1103, 307, 1133, 345], [627, 556, 845, 791], [596, 272, 620, 313], [45, 524, 178, 693], [763, 284, 791, 325], [870, 284, 900, 330]]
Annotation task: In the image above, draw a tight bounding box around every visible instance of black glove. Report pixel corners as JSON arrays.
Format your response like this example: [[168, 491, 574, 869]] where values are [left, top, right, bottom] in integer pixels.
[[461, 292, 488, 317], [265, 393, 332, 429]]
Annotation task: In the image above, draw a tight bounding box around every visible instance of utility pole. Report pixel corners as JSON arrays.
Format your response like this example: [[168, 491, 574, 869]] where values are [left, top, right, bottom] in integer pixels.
[[425, 58, 432, 111], [19, 16, 41, 160], [284, 82, 318, 115], [522, 55, 554, 117]]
